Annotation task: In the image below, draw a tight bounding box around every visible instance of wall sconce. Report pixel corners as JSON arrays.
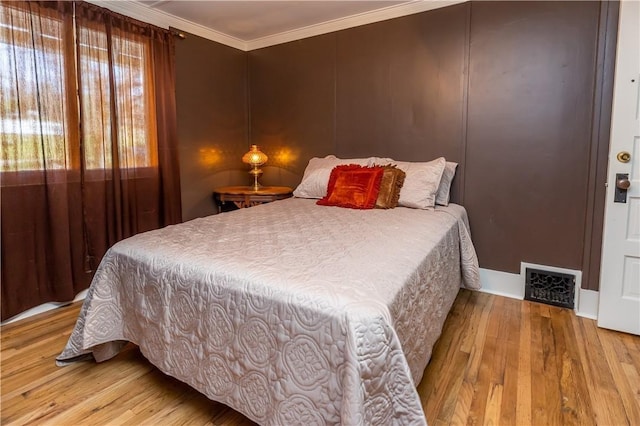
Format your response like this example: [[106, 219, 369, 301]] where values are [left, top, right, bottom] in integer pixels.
[[242, 145, 268, 191]]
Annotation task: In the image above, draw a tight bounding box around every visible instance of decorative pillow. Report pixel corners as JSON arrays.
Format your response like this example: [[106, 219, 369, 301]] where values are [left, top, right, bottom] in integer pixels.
[[436, 161, 458, 206], [394, 157, 446, 209], [317, 165, 384, 209], [293, 155, 371, 199], [375, 165, 406, 209]]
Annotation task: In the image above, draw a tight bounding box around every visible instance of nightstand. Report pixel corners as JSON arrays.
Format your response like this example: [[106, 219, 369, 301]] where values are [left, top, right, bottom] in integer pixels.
[[212, 186, 293, 213]]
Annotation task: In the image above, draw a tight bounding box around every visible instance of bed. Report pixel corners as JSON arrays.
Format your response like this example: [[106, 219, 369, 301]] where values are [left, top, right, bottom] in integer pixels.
[[57, 197, 480, 425]]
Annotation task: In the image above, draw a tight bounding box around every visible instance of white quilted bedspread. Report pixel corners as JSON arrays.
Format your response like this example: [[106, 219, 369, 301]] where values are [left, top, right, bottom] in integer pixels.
[[57, 198, 480, 425]]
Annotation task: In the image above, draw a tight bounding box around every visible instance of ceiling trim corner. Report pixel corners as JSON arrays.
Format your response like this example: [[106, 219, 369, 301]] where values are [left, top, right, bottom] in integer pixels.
[[245, 0, 467, 51], [88, 1, 249, 51], [89, 0, 466, 52]]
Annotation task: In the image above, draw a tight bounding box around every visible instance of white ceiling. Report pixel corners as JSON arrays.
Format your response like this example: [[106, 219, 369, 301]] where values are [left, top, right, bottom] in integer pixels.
[[140, 1, 405, 40], [96, 1, 463, 50]]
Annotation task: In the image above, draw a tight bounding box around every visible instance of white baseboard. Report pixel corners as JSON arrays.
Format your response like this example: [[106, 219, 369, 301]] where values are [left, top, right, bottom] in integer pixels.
[[575, 288, 599, 320], [478, 268, 524, 299], [1, 289, 88, 326], [477, 265, 598, 320]]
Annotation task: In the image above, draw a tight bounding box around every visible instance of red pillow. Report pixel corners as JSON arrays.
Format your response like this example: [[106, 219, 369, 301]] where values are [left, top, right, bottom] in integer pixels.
[[317, 165, 384, 209]]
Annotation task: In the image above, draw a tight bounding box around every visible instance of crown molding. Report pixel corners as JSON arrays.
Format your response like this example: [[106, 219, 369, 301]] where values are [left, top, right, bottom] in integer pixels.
[[246, 0, 466, 51], [88, 1, 248, 51], [89, 0, 465, 52]]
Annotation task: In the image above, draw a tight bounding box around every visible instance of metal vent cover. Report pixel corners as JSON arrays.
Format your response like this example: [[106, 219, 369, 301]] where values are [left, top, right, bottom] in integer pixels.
[[524, 268, 575, 309]]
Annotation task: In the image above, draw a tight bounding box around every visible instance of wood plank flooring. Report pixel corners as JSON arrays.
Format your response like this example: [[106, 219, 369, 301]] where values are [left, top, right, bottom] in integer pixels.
[[2, 290, 639, 425]]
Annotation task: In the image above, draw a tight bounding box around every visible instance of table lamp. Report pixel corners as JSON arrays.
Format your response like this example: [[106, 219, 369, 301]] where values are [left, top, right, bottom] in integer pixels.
[[242, 145, 268, 191]]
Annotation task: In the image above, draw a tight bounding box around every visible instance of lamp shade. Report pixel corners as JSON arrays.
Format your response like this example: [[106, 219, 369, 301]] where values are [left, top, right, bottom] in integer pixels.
[[242, 145, 268, 167]]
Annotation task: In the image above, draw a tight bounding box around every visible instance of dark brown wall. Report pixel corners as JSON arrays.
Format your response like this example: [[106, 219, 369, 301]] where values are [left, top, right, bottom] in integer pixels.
[[464, 1, 601, 274], [175, 33, 248, 220], [249, 3, 469, 194], [249, 34, 336, 189], [335, 5, 469, 200], [248, 1, 617, 290]]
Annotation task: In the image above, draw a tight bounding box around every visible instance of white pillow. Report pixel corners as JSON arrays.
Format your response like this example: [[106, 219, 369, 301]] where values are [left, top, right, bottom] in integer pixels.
[[436, 161, 458, 206], [394, 157, 446, 209], [369, 157, 395, 165], [293, 155, 371, 199]]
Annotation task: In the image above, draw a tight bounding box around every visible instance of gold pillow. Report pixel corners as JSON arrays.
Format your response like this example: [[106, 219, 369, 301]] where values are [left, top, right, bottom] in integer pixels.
[[375, 165, 406, 209]]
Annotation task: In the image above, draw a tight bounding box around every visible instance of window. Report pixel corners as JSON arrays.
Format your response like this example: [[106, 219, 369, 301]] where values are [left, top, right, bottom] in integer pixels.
[[0, 2, 157, 174], [0, 7, 70, 171], [77, 25, 157, 170]]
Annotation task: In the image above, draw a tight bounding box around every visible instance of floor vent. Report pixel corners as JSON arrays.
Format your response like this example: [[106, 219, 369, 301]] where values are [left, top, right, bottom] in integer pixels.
[[524, 268, 575, 309]]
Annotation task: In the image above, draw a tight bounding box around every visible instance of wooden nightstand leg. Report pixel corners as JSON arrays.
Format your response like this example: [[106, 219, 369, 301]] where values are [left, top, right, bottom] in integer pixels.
[[212, 194, 222, 214]]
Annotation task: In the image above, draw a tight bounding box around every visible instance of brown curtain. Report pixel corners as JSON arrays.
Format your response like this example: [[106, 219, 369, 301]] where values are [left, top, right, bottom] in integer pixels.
[[0, 1, 181, 321]]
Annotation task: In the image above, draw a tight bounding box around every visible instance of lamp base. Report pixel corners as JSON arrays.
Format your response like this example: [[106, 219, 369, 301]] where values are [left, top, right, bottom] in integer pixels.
[[249, 167, 263, 191]]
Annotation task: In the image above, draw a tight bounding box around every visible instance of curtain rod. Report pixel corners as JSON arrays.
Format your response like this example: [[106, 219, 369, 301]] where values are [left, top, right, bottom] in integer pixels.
[[169, 28, 186, 39]]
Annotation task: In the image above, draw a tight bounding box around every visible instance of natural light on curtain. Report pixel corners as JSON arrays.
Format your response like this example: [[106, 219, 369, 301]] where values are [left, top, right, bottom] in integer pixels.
[[0, 1, 181, 322], [0, 5, 70, 171], [77, 23, 158, 171], [0, 2, 157, 173]]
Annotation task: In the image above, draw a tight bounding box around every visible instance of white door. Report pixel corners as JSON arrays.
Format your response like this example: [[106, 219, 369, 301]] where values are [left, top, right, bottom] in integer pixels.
[[598, 0, 640, 335]]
